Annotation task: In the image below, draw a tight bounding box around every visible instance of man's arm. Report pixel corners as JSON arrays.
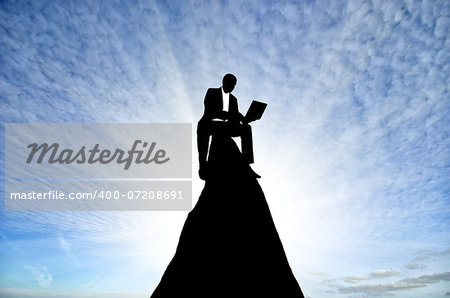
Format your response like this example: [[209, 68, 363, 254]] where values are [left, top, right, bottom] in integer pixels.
[[202, 88, 217, 120], [228, 95, 244, 123]]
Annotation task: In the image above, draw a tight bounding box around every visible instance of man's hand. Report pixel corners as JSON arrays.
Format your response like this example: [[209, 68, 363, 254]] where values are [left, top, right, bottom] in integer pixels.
[[238, 112, 249, 124]]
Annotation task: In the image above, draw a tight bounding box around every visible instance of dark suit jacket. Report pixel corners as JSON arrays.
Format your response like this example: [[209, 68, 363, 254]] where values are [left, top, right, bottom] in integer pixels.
[[199, 87, 241, 124]]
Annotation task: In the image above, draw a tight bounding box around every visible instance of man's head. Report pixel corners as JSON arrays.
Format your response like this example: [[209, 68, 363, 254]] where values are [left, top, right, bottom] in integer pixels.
[[222, 73, 237, 93]]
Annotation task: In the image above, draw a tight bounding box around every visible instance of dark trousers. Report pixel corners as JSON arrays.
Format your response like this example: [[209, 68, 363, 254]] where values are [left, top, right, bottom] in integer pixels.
[[197, 120, 254, 165]]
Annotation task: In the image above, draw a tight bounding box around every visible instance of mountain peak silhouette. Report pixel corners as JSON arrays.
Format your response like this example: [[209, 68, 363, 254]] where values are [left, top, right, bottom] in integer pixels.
[[150, 135, 304, 298]]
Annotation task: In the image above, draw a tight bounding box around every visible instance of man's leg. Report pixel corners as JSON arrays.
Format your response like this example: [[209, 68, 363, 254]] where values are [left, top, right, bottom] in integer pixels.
[[240, 123, 254, 164], [229, 122, 254, 164], [230, 123, 259, 177]]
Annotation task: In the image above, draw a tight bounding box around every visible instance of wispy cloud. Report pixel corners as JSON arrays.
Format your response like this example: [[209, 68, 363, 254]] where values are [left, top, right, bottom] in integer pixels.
[[338, 280, 424, 295], [0, 232, 17, 250], [401, 272, 450, 285], [404, 262, 427, 270], [58, 235, 81, 268], [311, 271, 328, 276], [371, 269, 399, 278], [23, 265, 52, 288], [342, 269, 398, 284], [338, 272, 450, 296], [413, 247, 450, 261], [342, 275, 371, 284], [325, 247, 450, 295], [81, 273, 100, 289]]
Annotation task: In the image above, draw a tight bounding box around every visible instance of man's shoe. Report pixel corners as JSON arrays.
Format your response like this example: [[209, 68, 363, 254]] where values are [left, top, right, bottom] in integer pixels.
[[249, 166, 261, 179]]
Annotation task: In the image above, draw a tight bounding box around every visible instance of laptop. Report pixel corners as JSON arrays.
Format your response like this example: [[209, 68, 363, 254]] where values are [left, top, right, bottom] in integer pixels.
[[244, 100, 267, 123]]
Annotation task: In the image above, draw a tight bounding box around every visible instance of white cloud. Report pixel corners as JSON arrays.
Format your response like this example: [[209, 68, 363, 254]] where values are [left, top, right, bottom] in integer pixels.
[[405, 262, 427, 270], [371, 269, 399, 278], [401, 272, 450, 284], [339, 281, 424, 295], [342, 275, 371, 284], [23, 265, 52, 288], [341, 269, 398, 284], [338, 272, 450, 296]]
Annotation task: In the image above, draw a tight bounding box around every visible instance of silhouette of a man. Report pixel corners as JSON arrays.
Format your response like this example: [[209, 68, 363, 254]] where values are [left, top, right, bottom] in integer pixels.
[[197, 73, 254, 180]]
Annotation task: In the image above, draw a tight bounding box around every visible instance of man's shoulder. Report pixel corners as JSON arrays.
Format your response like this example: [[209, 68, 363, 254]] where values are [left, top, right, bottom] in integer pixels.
[[205, 87, 221, 100], [206, 87, 221, 93]]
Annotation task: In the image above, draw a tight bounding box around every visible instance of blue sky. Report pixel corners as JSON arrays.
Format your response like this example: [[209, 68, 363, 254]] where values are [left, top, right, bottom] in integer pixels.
[[1, 0, 449, 297]]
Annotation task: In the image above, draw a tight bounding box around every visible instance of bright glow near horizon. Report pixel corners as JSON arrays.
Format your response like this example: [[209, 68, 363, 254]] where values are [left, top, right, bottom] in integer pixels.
[[1, 0, 449, 297]]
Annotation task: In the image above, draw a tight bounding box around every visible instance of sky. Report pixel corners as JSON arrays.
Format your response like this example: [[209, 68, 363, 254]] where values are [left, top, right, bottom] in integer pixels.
[[0, 0, 449, 297]]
